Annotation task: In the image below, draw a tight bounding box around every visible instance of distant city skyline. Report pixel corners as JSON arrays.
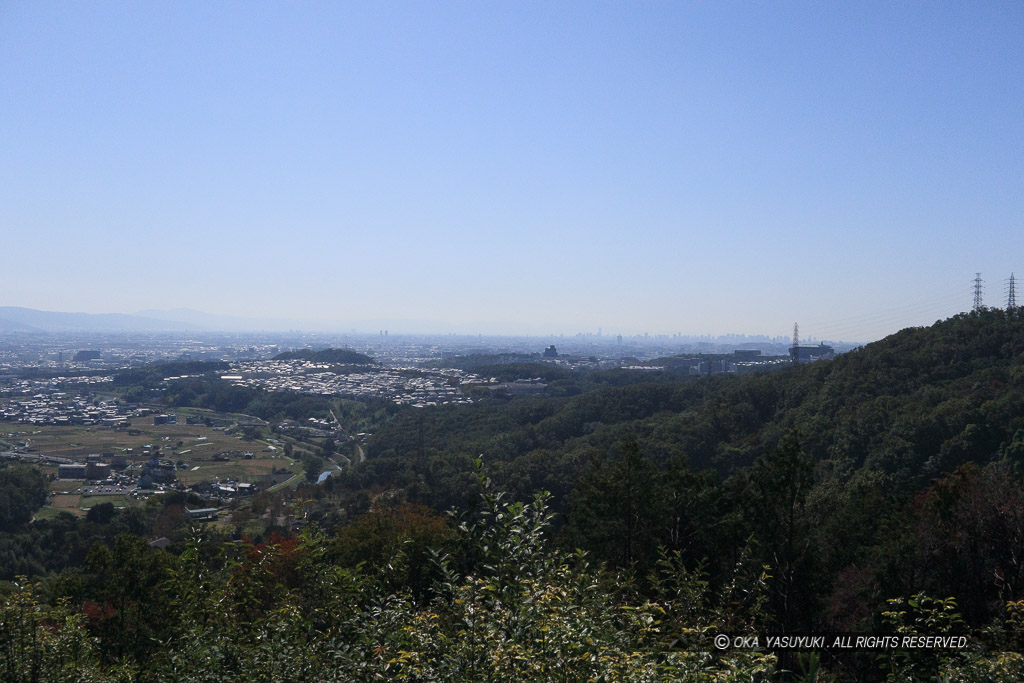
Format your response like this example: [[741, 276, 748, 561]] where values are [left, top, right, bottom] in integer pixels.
[[2, 3, 1021, 342], [0, 302, 988, 346]]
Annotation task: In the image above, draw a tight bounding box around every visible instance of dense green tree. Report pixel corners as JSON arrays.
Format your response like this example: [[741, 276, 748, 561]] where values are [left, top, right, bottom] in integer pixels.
[[568, 434, 661, 572], [741, 431, 817, 630], [86, 502, 116, 525], [83, 534, 176, 667], [329, 500, 452, 598], [0, 465, 48, 532]]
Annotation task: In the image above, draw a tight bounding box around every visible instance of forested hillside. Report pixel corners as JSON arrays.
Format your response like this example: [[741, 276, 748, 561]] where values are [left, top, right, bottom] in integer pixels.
[[365, 309, 1024, 503], [350, 309, 1024, 659], [5, 309, 1024, 681]]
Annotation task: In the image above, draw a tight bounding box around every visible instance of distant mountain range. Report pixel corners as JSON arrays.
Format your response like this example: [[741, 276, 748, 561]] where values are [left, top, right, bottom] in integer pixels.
[[0, 307, 203, 333], [0, 307, 456, 335], [0, 307, 316, 333]]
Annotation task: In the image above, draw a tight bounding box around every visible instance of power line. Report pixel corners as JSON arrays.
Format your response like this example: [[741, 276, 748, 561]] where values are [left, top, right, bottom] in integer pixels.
[[804, 283, 965, 328], [793, 272, 1019, 345], [798, 284, 965, 342]]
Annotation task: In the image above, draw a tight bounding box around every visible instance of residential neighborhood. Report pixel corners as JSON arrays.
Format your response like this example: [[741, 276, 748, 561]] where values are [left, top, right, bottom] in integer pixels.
[[218, 358, 481, 406]]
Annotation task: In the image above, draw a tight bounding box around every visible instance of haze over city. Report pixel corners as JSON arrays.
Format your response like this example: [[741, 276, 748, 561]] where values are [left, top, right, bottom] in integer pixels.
[[2, 2, 1021, 341]]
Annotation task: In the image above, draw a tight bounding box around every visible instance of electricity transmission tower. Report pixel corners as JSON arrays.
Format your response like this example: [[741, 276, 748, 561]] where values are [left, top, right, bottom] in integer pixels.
[[973, 273, 985, 312], [1007, 274, 1017, 309], [791, 322, 799, 366]]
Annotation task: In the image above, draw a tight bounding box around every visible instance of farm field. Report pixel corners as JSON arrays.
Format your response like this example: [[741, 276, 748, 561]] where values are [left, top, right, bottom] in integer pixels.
[[3, 411, 308, 515], [174, 455, 291, 486], [44, 491, 144, 518], [47, 493, 85, 517], [0, 420, 255, 460], [51, 493, 83, 511]]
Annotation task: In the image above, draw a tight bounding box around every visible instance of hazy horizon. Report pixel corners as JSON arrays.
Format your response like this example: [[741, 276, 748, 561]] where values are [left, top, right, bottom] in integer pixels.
[[0, 303, 960, 344], [3, 3, 1021, 342]]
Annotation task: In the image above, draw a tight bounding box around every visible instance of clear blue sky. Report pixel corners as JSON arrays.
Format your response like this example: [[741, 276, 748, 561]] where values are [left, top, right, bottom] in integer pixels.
[[2, 1, 1021, 340]]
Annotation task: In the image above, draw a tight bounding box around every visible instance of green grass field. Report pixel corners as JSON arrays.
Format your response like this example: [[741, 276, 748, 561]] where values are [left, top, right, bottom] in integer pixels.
[[34, 506, 72, 521], [78, 495, 130, 510]]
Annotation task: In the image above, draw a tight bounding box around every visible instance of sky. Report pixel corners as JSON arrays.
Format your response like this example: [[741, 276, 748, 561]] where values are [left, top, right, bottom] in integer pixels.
[[2, 2, 1022, 341]]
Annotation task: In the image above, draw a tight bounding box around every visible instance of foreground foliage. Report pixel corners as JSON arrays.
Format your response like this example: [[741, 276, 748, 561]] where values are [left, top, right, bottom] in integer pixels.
[[1, 469, 778, 682]]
